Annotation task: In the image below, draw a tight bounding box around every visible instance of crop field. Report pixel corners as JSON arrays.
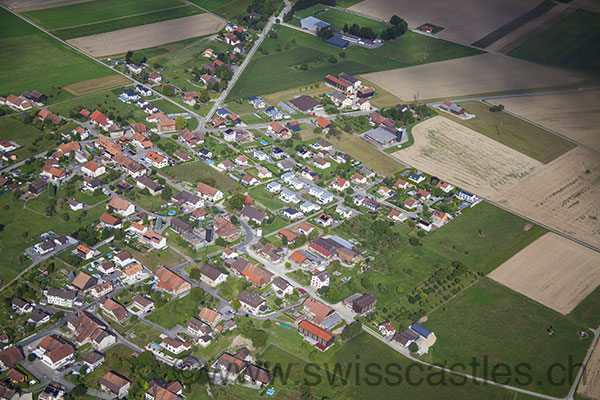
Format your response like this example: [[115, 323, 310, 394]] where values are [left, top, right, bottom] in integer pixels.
[[508, 9, 600, 78], [578, 342, 600, 400], [162, 160, 243, 193], [21, 0, 186, 30], [67, 14, 225, 57], [227, 25, 481, 100], [493, 147, 600, 249], [489, 232, 600, 314], [51, 5, 204, 40], [426, 278, 589, 397], [360, 53, 584, 102], [487, 91, 600, 152], [391, 116, 542, 198], [349, 0, 542, 44], [0, 8, 116, 95], [331, 132, 402, 176], [189, 0, 252, 20], [62, 75, 131, 96], [423, 201, 547, 275], [445, 101, 575, 163]]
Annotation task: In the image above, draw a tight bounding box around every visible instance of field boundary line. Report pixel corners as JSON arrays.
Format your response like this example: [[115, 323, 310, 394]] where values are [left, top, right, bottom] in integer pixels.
[[479, 98, 600, 156], [48, 4, 190, 31]]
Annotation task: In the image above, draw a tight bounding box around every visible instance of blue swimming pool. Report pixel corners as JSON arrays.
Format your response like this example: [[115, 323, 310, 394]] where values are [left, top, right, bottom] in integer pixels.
[[261, 140, 267, 145], [168, 210, 176, 215], [150, 343, 161, 351]]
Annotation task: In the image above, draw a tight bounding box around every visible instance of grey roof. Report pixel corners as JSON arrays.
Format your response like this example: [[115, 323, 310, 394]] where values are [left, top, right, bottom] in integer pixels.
[[365, 126, 398, 145], [328, 235, 354, 249], [137, 176, 163, 192], [339, 72, 359, 85], [47, 288, 76, 300], [272, 277, 291, 291], [300, 16, 331, 31], [241, 205, 267, 223], [83, 351, 105, 365], [326, 36, 349, 49], [278, 101, 296, 114], [320, 312, 343, 330]]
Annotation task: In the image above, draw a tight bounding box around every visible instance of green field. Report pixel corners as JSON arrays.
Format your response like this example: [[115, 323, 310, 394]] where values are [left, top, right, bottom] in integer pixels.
[[162, 160, 243, 192], [424, 202, 547, 274], [0, 117, 59, 159], [151, 98, 189, 114], [146, 293, 200, 329], [51, 5, 203, 40], [508, 9, 600, 78], [248, 185, 286, 210], [0, 8, 116, 95], [296, 5, 390, 33], [331, 132, 402, 176], [190, 0, 252, 20], [22, 0, 185, 30], [447, 101, 575, 163], [568, 285, 600, 328], [227, 25, 482, 100], [426, 278, 589, 397], [0, 192, 105, 283]]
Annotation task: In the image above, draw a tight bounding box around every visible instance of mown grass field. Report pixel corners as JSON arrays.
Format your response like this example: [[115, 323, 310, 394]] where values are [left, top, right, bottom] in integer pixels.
[[146, 293, 200, 329], [163, 160, 243, 193], [568, 285, 600, 328], [0, 8, 117, 95], [227, 25, 482, 100], [508, 9, 600, 78], [21, 0, 185, 30], [426, 278, 589, 397], [0, 192, 105, 283], [151, 98, 189, 114], [331, 132, 402, 176], [51, 5, 204, 40], [445, 101, 575, 163], [248, 185, 286, 211], [424, 201, 547, 274]]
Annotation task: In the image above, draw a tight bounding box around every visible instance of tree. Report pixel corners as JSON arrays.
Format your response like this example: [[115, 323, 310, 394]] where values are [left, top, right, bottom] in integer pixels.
[[28, 353, 36, 362], [48, 183, 56, 197], [161, 186, 172, 201], [409, 237, 420, 246], [190, 268, 201, 281], [162, 84, 175, 97], [409, 342, 419, 353], [227, 193, 246, 210], [281, 235, 288, 246], [343, 23, 349, 32], [199, 90, 210, 103], [175, 116, 187, 130], [231, 299, 241, 311], [215, 237, 227, 246]]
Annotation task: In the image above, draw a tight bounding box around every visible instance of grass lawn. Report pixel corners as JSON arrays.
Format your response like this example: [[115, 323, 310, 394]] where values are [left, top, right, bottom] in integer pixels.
[[426, 278, 589, 397], [423, 202, 547, 274], [62, 75, 131, 96], [0, 9, 116, 95], [103, 314, 161, 347], [299, 5, 390, 33], [80, 345, 136, 388], [0, 117, 59, 159], [568, 285, 600, 328], [73, 190, 108, 206], [227, 25, 482, 100], [446, 101, 575, 163], [162, 160, 243, 192], [262, 216, 289, 235], [22, 0, 184, 30], [330, 132, 402, 176], [51, 5, 203, 40], [0, 192, 105, 288], [151, 98, 190, 114], [240, 113, 266, 125], [218, 277, 251, 301], [146, 293, 200, 329], [508, 9, 600, 79], [248, 185, 286, 211], [125, 247, 185, 272]]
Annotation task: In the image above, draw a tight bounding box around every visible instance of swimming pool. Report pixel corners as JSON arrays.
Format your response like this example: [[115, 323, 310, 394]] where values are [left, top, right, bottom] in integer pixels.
[[168, 210, 176, 215], [260, 140, 267, 145], [150, 343, 162, 351]]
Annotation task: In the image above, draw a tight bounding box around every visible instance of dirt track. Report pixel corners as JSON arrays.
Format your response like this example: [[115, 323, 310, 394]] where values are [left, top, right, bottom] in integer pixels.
[[391, 116, 541, 198], [493, 146, 600, 249], [68, 14, 225, 57], [349, 0, 541, 44], [360, 53, 583, 102], [488, 91, 600, 152], [579, 341, 600, 400], [489, 232, 600, 314]]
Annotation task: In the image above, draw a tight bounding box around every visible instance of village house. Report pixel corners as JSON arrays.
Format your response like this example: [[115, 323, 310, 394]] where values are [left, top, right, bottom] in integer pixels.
[[198, 263, 228, 287], [37, 335, 76, 370], [140, 230, 167, 249], [100, 212, 123, 230], [311, 271, 330, 289], [122, 264, 145, 284], [298, 320, 335, 351], [131, 295, 155, 313], [145, 150, 168, 168], [136, 176, 163, 195], [100, 298, 128, 323], [238, 290, 265, 314], [330, 177, 349, 191], [196, 182, 224, 202], [81, 160, 105, 177], [155, 266, 191, 296], [46, 288, 76, 308], [107, 196, 135, 217], [100, 371, 130, 398]]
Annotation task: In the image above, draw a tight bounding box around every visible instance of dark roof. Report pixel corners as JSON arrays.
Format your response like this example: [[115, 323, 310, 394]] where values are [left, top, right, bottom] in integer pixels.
[[339, 72, 359, 84], [199, 263, 225, 281], [289, 95, 320, 112], [136, 176, 163, 192], [241, 205, 267, 223], [353, 293, 376, 308], [83, 350, 105, 365], [47, 288, 76, 300], [238, 290, 264, 308], [326, 36, 349, 48], [411, 322, 433, 337]]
